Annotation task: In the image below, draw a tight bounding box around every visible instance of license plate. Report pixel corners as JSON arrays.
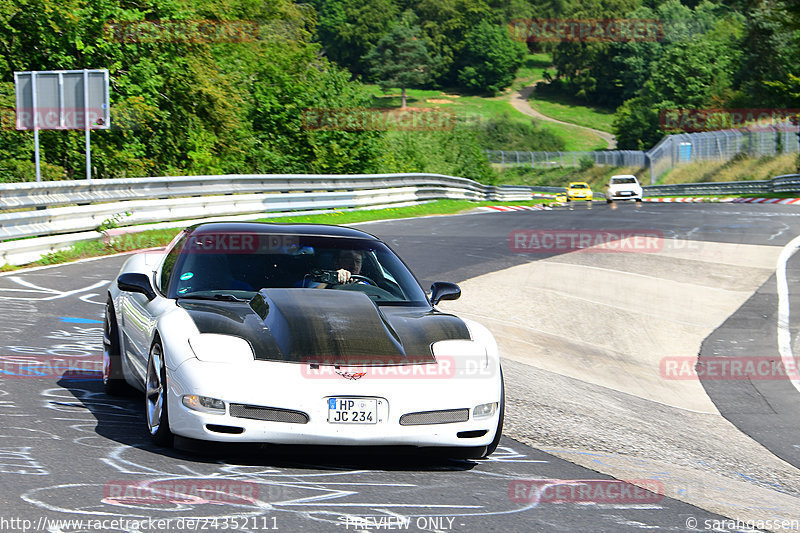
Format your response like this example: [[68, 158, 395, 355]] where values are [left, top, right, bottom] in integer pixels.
[[327, 398, 377, 424], [620, 191, 632, 196]]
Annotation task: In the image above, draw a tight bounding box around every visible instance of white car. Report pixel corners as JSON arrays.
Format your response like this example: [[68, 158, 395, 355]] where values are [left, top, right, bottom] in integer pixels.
[[605, 175, 643, 203], [104, 222, 504, 458]]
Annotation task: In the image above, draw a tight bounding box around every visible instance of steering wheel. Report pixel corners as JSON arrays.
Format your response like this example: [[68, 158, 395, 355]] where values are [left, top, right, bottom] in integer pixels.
[[346, 274, 377, 286], [309, 269, 377, 287]]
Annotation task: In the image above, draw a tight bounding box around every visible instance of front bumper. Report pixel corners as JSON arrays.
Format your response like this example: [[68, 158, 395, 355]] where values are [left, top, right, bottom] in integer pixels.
[[608, 190, 642, 200], [567, 193, 593, 201], [166, 358, 502, 447]]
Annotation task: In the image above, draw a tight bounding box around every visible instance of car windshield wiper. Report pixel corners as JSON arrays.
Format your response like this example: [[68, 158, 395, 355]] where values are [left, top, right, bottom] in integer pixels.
[[178, 293, 248, 302]]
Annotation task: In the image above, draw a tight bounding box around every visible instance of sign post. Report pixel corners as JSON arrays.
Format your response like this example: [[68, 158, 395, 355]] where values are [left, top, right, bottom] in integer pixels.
[[14, 69, 110, 181]]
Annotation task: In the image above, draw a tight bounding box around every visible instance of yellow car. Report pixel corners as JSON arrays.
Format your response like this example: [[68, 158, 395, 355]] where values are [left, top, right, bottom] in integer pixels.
[[566, 182, 593, 202]]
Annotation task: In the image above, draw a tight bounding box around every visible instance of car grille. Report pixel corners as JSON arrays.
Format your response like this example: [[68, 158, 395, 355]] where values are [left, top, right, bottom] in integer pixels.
[[399, 408, 470, 426], [229, 403, 309, 424]]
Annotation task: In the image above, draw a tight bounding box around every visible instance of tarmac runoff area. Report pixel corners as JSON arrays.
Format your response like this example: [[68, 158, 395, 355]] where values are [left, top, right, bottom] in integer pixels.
[[438, 236, 800, 530]]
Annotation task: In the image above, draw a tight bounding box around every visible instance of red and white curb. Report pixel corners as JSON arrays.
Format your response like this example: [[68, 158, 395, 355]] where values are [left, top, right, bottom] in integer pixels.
[[730, 197, 800, 204], [481, 197, 800, 210], [644, 197, 800, 204], [479, 205, 552, 212]]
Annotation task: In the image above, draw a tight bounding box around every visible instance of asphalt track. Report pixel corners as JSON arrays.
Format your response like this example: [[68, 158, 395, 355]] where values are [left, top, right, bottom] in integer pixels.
[[0, 201, 799, 532]]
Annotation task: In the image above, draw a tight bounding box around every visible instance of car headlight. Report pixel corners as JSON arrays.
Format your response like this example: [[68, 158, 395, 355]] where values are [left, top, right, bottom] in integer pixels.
[[431, 339, 488, 372], [182, 395, 226, 414], [473, 402, 497, 419], [188, 334, 254, 363]]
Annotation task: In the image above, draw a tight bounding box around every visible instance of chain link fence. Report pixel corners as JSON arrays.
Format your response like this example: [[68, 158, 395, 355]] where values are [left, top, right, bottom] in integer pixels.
[[488, 125, 800, 184], [485, 150, 645, 168], [647, 128, 799, 183]]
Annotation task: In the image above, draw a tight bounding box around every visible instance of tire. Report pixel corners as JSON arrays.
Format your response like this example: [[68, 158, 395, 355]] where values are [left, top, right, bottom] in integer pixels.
[[483, 368, 505, 458], [635, 198, 642, 203], [103, 298, 127, 395], [606, 198, 612, 204], [145, 337, 174, 447]]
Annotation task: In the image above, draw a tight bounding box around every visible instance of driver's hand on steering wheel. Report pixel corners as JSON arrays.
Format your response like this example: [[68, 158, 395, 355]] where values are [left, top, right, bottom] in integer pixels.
[[336, 268, 353, 284]]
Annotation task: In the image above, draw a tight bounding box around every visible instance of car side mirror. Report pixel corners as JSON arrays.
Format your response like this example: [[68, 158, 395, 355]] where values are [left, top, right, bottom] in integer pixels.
[[117, 272, 157, 301], [430, 281, 461, 306]]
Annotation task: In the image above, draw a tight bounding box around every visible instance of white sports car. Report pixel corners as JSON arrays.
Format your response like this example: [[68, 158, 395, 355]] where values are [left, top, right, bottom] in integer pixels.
[[605, 175, 643, 203], [104, 222, 504, 458]]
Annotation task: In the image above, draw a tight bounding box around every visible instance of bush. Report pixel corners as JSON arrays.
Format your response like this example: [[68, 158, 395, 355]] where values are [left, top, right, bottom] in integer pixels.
[[381, 125, 495, 183], [478, 113, 565, 152], [0, 160, 66, 182], [579, 156, 594, 171]]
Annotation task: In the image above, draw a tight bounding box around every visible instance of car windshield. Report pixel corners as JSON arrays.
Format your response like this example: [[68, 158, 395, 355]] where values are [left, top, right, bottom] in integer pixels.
[[612, 177, 637, 184], [165, 233, 428, 305], [570, 183, 588, 189]]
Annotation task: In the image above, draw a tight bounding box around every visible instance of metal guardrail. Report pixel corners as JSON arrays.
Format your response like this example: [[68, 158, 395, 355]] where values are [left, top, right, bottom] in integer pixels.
[[643, 174, 800, 196], [0, 173, 540, 265], [772, 174, 800, 193], [526, 186, 567, 194], [0, 174, 488, 211], [526, 175, 800, 197], [3, 171, 796, 266]]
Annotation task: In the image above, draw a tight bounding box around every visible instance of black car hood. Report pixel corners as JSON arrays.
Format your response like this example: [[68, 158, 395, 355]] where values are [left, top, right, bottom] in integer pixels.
[[178, 289, 471, 365]]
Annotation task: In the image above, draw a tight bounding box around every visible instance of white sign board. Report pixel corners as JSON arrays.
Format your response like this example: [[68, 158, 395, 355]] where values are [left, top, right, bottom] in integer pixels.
[[14, 69, 110, 181], [14, 70, 109, 130]]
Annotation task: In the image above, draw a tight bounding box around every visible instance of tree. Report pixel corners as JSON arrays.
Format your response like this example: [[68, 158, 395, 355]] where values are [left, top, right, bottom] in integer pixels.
[[456, 20, 526, 95], [735, 3, 800, 106], [612, 94, 663, 150], [362, 13, 433, 108], [310, 0, 398, 76], [410, 0, 496, 85]]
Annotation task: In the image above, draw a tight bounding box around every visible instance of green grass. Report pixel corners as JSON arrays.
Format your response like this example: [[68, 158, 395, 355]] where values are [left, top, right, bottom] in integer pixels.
[[368, 85, 518, 124], [533, 121, 609, 151], [528, 92, 616, 133], [2, 199, 551, 271], [363, 52, 610, 152], [510, 53, 557, 92], [366, 84, 607, 151], [658, 153, 798, 184]]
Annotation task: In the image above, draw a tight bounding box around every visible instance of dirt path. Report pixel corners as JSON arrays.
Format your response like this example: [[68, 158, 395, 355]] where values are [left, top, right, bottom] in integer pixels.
[[511, 84, 617, 149]]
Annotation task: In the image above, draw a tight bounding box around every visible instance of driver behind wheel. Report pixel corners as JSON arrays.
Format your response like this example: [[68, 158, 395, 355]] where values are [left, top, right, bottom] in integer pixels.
[[299, 249, 366, 288], [330, 249, 362, 285]]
